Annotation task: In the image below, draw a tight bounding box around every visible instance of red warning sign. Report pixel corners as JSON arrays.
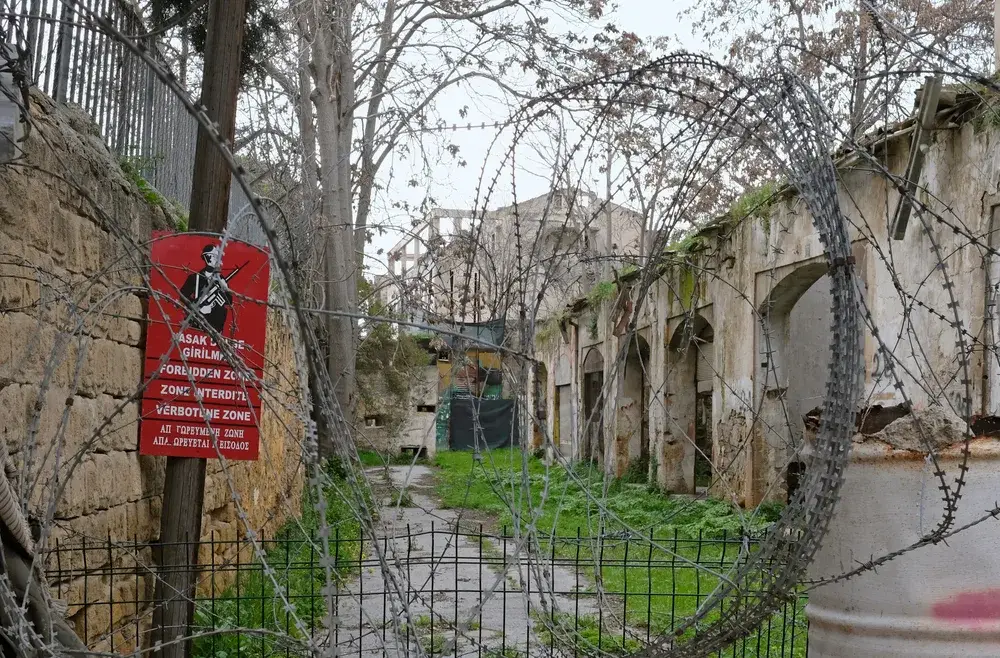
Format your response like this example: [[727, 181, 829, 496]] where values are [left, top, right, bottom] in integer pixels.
[[139, 232, 271, 460]]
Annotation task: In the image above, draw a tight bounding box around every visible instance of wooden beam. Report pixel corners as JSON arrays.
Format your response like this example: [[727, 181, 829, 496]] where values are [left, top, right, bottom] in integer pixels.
[[888, 74, 942, 241], [151, 0, 247, 655]]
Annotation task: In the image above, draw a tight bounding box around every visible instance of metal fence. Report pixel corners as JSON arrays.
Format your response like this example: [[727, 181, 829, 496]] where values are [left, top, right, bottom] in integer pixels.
[[3, 0, 198, 211], [44, 526, 809, 657], [2, 0, 273, 239]]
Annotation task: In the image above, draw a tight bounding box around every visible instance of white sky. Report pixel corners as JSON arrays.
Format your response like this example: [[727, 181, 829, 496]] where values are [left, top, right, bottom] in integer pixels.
[[361, 0, 706, 276]]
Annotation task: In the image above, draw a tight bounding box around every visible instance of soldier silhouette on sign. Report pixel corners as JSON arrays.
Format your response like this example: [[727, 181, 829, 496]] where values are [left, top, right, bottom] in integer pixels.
[[180, 244, 234, 333]]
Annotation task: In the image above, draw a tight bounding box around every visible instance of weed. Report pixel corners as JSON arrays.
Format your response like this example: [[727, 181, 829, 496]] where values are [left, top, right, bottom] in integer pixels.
[[484, 649, 525, 658], [421, 633, 447, 654], [618, 455, 648, 484], [118, 156, 187, 230], [431, 449, 806, 655], [727, 181, 779, 234], [587, 280, 617, 307], [395, 489, 415, 507], [191, 458, 368, 658], [534, 611, 640, 655]]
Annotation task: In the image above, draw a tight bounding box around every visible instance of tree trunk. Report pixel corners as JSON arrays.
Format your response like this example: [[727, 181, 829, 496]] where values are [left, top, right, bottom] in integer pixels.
[[311, 2, 357, 456], [850, 3, 870, 138], [295, 12, 320, 293]]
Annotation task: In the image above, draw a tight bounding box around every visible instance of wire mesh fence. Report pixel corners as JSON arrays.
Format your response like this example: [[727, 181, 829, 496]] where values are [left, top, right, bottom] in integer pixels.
[[44, 525, 808, 657]]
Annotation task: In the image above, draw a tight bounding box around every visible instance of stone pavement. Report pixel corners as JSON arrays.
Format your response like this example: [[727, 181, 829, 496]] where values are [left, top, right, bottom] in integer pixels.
[[327, 465, 602, 657]]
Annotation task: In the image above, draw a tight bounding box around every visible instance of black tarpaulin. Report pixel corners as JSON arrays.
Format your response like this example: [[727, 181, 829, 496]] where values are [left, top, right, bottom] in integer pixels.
[[449, 397, 517, 450]]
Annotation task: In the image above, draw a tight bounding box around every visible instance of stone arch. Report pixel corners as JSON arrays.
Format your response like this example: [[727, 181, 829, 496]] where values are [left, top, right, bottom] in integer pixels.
[[621, 334, 651, 471], [581, 347, 605, 462], [754, 261, 833, 503], [756, 261, 828, 392], [663, 313, 714, 493]]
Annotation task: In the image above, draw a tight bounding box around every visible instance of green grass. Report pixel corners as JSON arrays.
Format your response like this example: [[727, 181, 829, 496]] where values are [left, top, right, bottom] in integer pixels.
[[433, 448, 807, 657], [191, 459, 369, 658], [535, 611, 641, 655]]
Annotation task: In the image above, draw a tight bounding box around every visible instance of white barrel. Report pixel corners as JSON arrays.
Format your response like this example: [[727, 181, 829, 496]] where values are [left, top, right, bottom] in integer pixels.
[[807, 436, 1000, 657]]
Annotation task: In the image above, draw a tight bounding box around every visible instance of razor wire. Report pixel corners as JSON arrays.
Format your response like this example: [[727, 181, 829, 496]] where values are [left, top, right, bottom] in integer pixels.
[[0, 1, 999, 657]]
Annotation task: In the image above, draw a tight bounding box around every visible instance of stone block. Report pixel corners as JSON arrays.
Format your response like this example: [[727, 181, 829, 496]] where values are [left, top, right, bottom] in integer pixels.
[[0, 261, 42, 312], [0, 384, 32, 455], [56, 451, 143, 518], [59, 498, 159, 547], [1, 387, 139, 500], [77, 218, 102, 274], [138, 454, 165, 498], [0, 312, 74, 387], [25, 186, 56, 253], [78, 338, 142, 398], [49, 210, 76, 268], [90, 395, 140, 453]]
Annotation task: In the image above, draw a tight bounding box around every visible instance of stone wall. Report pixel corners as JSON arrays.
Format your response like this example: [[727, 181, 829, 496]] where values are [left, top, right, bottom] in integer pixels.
[[358, 364, 439, 458], [0, 90, 305, 650]]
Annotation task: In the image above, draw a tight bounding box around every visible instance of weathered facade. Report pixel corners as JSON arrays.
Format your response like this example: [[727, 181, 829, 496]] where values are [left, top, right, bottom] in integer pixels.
[[535, 92, 999, 507], [0, 90, 306, 649], [379, 188, 646, 325]]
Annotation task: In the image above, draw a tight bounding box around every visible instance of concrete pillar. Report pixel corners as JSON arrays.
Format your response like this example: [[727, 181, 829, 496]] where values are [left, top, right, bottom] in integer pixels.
[[603, 336, 623, 476], [648, 325, 668, 484]]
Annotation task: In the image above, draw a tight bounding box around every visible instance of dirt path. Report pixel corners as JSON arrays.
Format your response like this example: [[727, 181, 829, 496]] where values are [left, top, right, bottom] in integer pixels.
[[329, 464, 601, 657]]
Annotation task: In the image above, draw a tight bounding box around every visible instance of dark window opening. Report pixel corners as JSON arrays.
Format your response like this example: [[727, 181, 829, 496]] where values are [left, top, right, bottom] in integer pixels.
[[365, 415, 386, 428], [787, 461, 806, 502], [694, 393, 713, 488], [416, 404, 436, 413]]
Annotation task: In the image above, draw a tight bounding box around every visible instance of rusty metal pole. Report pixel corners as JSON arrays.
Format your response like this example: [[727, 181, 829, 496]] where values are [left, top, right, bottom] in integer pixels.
[[151, 0, 247, 655]]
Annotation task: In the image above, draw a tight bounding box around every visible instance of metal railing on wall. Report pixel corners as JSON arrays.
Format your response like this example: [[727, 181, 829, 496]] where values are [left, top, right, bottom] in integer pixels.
[[2, 0, 264, 231]]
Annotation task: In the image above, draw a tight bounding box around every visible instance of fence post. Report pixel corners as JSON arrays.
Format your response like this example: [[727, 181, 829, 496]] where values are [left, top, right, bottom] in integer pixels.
[[51, 0, 75, 102]]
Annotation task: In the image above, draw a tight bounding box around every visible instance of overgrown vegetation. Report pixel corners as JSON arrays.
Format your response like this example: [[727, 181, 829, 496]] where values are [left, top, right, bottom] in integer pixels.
[[432, 449, 804, 655], [191, 459, 367, 658], [586, 280, 618, 307], [434, 449, 781, 538], [356, 278, 432, 436], [726, 181, 780, 233], [534, 611, 641, 655], [535, 315, 565, 348], [664, 232, 709, 254], [118, 157, 188, 230]]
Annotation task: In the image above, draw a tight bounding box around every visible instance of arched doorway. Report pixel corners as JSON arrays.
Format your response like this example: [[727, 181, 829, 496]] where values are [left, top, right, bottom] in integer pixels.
[[582, 347, 605, 463], [756, 261, 837, 503], [665, 314, 714, 493], [554, 352, 573, 457], [693, 324, 714, 490], [533, 362, 548, 449], [621, 335, 651, 473]]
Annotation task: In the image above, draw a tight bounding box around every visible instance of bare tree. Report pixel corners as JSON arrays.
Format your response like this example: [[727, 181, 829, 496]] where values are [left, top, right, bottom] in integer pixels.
[[688, 0, 992, 137], [258, 0, 626, 452]]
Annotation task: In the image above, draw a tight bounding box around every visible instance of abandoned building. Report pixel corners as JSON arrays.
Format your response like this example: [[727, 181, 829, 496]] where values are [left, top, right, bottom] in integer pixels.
[[532, 87, 1000, 507], [376, 188, 646, 325]]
